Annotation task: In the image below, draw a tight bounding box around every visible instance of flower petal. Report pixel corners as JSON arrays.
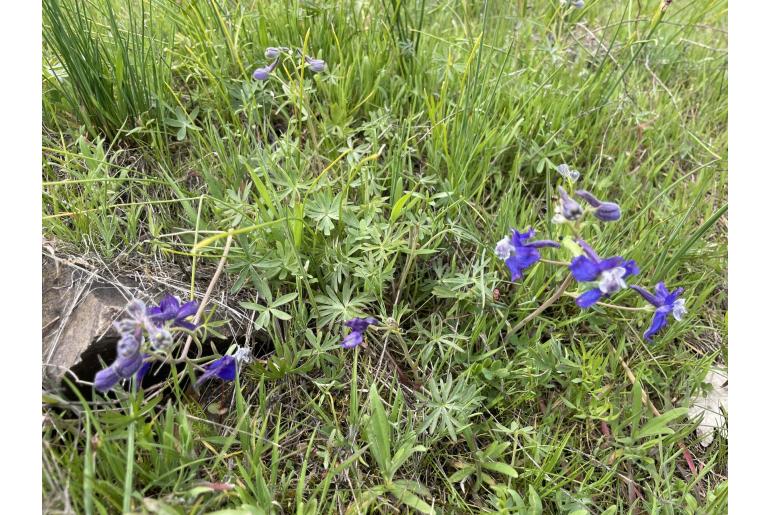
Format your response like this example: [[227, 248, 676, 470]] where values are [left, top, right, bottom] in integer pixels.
[[644, 307, 672, 341], [665, 287, 685, 305], [135, 355, 152, 385], [527, 239, 561, 249], [558, 188, 584, 220], [630, 285, 663, 307], [344, 317, 378, 333], [576, 288, 603, 308], [214, 357, 237, 381], [575, 239, 601, 263], [94, 366, 120, 392], [146, 306, 163, 317], [513, 246, 541, 269], [159, 295, 180, 314], [175, 300, 198, 320], [654, 282, 670, 298], [114, 352, 144, 379], [622, 260, 639, 276], [174, 319, 198, 331], [570, 256, 601, 282], [511, 228, 535, 246], [597, 256, 623, 272], [505, 256, 523, 281], [594, 202, 622, 222], [341, 331, 363, 349], [196, 356, 237, 385]]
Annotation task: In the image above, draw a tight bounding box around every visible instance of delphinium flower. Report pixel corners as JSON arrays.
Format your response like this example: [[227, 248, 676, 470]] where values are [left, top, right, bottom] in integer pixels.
[[305, 56, 326, 73], [147, 295, 199, 331], [575, 190, 622, 222], [553, 186, 584, 224], [341, 317, 378, 349], [495, 228, 560, 281], [196, 355, 237, 386], [146, 294, 198, 350], [94, 296, 200, 391], [252, 57, 280, 81], [630, 282, 687, 340], [93, 324, 145, 392], [569, 238, 639, 308], [295, 49, 326, 73], [195, 346, 252, 386], [264, 47, 281, 60]]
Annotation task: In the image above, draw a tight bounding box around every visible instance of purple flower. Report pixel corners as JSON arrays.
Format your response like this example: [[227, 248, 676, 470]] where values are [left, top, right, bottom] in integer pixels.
[[147, 295, 199, 331], [252, 58, 279, 81], [556, 186, 584, 222], [94, 347, 145, 392], [95, 308, 145, 392], [93, 366, 120, 392], [630, 282, 687, 341], [116, 331, 141, 358], [306, 57, 326, 73], [264, 47, 281, 60], [575, 190, 621, 222], [495, 228, 560, 282], [196, 355, 237, 386], [341, 317, 378, 349], [569, 239, 639, 308]]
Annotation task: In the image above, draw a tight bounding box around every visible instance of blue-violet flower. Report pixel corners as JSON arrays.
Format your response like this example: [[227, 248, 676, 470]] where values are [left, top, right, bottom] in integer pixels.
[[147, 295, 199, 331], [264, 47, 281, 60], [630, 282, 687, 341], [94, 329, 145, 392], [305, 57, 326, 73], [555, 186, 584, 222], [495, 228, 560, 282], [196, 355, 237, 386], [252, 58, 279, 81], [575, 190, 621, 222], [569, 238, 639, 308], [341, 317, 378, 349]]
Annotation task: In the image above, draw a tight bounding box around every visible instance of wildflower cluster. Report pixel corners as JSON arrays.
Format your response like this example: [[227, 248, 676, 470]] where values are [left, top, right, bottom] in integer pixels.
[[93, 294, 247, 393], [252, 46, 326, 81], [488, 169, 688, 341]]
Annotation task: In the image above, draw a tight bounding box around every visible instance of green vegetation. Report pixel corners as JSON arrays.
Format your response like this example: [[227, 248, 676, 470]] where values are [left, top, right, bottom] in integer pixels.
[[42, 0, 727, 513]]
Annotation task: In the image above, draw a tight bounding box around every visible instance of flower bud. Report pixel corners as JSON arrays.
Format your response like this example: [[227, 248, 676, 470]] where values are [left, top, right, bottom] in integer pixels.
[[252, 58, 279, 81], [575, 190, 621, 221], [150, 328, 173, 350], [113, 319, 139, 335], [252, 66, 270, 81], [113, 352, 144, 378], [264, 47, 280, 60], [116, 332, 141, 358], [126, 299, 147, 322], [94, 366, 120, 392], [574, 0, 585, 8], [557, 186, 583, 221], [305, 57, 326, 73], [556, 163, 580, 182], [593, 201, 621, 222]]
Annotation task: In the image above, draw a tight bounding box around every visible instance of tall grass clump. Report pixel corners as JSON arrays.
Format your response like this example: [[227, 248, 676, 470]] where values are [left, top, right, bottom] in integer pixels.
[[43, 0, 171, 140]]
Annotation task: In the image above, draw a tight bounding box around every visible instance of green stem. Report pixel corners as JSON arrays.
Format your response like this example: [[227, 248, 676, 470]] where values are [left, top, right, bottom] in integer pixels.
[[123, 393, 136, 513]]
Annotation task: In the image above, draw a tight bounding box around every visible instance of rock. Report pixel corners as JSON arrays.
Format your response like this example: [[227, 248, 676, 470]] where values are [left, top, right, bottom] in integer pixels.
[[42, 255, 129, 385]]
